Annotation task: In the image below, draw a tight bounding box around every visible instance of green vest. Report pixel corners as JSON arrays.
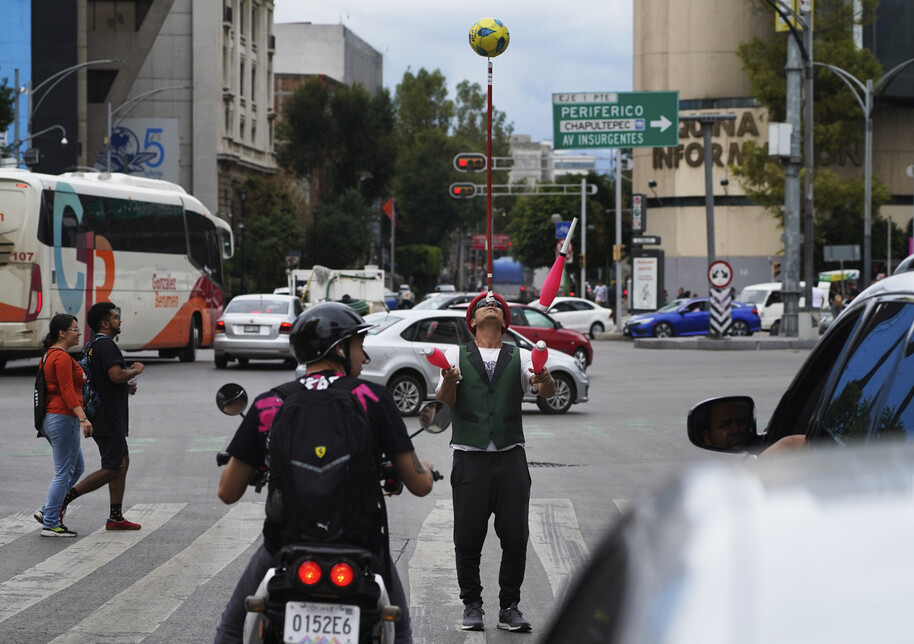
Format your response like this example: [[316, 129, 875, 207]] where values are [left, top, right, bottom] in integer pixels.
[[451, 342, 525, 450]]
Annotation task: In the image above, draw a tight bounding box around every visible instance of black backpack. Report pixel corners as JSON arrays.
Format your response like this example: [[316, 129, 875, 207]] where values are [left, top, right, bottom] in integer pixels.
[[78, 336, 102, 421], [34, 348, 62, 437], [265, 377, 384, 550]]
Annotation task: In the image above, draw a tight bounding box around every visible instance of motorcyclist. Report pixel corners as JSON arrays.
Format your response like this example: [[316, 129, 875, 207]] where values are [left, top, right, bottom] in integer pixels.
[[213, 302, 436, 644]]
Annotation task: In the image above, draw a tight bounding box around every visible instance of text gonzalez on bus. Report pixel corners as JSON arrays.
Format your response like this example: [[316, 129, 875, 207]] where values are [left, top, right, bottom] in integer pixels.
[[0, 169, 233, 369]]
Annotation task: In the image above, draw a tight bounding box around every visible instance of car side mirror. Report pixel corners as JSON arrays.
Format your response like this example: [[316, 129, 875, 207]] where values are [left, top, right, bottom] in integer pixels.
[[687, 396, 760, 453], [554, 320, 563, 329]]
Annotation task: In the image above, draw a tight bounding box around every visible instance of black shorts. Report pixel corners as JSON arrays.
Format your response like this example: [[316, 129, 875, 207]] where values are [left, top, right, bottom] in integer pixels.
[[92, 436, 128, 470]]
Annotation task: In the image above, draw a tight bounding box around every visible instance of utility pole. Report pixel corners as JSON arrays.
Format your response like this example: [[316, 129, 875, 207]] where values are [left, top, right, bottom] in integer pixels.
[[782, 15, 803, 337]]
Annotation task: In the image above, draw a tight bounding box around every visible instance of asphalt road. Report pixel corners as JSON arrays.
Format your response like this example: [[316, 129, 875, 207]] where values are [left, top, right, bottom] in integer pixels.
[[0, 340, 810, 642]]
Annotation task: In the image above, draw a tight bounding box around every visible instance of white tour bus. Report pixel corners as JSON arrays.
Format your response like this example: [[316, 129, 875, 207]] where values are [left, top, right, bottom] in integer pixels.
[[0, 169, 233, 369]]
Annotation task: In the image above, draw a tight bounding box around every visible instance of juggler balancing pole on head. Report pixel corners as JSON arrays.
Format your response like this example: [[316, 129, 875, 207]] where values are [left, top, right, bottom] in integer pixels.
[[468, 17, 509, 294], [539, 217, 579, 308]]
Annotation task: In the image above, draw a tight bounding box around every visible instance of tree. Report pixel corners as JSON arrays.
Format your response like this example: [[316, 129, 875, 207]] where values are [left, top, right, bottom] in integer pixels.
[[0, 80, 13, 133], [225, 177, 305, 294], [733, 0, 902, 269], [275, 77, 396, 204], [310, 189, 375, 268]]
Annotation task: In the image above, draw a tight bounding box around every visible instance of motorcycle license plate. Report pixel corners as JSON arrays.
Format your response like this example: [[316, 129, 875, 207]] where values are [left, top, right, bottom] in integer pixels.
[[284, 601, 360, 644]]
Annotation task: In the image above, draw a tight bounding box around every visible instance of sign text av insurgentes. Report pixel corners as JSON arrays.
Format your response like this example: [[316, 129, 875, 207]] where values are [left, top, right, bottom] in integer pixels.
[[552, 91, 679, 150]]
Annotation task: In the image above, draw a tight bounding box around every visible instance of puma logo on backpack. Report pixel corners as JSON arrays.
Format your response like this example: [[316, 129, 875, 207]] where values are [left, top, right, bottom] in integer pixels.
[[265, 375, 383, 548]]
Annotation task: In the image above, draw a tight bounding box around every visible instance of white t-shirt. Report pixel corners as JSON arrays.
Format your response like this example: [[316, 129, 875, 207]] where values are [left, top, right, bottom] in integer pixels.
[[435, 343, 535, 452]]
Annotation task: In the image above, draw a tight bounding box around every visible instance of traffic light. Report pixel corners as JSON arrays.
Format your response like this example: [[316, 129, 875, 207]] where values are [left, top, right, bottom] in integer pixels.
[[453, 153, 486, 172], [449, 183, 477, 199], [771, 261, 781, 280]]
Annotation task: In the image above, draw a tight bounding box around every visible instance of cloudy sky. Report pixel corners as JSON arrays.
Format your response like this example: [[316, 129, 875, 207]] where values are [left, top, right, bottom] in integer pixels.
[[273, 1, 634, 146]]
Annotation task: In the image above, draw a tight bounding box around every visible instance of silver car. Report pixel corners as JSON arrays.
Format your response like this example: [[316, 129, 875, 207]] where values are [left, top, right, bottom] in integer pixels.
[[213, 294, 304, 368], [358, 309, 589, 416]]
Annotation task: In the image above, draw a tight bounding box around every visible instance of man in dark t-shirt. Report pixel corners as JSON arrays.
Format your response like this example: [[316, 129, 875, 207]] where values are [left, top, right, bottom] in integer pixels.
[[62, 302, 145, 530], [213, 303, 437, 644]]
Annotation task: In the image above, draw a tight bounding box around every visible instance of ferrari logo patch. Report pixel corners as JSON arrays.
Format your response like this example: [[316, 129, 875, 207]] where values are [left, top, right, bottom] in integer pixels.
[[315, 446, 326, 459]]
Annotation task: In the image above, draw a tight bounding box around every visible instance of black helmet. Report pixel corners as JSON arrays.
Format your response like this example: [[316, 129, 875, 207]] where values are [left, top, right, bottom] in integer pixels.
[[289, 302, 376, 366]]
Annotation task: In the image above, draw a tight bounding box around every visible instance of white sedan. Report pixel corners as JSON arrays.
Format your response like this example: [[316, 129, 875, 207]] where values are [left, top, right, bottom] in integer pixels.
[[541, 297, 613, 339]]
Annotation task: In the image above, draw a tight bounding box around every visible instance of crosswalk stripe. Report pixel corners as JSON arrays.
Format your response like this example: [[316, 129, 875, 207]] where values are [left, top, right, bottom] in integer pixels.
[[0, 512, 46, 548], [528, 499, 590, 602], [49, 502, 264, 644], [0, 503, 185, 624]]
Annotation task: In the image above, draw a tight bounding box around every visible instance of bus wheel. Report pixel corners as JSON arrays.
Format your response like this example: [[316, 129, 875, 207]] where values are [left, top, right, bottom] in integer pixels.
[[180, 318, 201, 363]]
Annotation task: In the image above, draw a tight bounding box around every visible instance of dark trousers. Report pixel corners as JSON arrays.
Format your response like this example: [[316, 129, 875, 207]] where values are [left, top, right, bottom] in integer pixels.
[[451, 446, 531, 609]]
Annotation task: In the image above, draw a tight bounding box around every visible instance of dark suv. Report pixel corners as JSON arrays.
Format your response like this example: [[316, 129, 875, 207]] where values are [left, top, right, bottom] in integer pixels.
[[688, 270, 914, 452]]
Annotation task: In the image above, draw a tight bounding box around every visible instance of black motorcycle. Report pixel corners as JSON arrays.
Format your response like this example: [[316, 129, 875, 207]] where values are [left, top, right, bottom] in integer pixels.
[[215, 383, 447, 644]]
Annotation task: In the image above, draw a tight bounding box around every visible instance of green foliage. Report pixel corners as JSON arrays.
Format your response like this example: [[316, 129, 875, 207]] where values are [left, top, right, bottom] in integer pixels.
[[735, 0, 891, 255], [275, 78, 396, 203], [0, 79, 14, 134], [226, 177, 306, 294], [505, 173, 618, 271], [310, 189, 375, 268], [396, 244, 443, 292]]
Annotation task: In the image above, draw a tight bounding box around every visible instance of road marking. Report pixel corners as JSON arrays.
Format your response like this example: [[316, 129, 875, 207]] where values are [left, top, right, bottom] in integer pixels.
[[410, 498, 590, 641], [529, 499, 590, 602], [0, 503, 184, 624], [0, 512, 44, 547], [188, 436, 229, 452], [49, 502, 264, 644]]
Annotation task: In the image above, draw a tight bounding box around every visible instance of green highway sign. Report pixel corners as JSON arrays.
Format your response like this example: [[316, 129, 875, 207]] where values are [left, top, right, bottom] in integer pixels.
[[552, 91, 679, 150]]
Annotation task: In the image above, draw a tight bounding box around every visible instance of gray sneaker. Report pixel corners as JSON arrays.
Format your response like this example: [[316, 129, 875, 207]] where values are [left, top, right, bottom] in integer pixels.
[[461, 601, 484, 631], [498, 602, 532, 632], [41, 525, 77, 538]]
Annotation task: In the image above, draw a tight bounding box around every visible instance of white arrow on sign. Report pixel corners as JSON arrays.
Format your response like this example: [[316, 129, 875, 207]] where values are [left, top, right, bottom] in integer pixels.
[[650, 115, 672, 132]]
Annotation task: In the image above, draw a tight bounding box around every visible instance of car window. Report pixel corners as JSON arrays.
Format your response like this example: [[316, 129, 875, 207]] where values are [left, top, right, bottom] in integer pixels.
[[552, 302, 575, 313], [503, 331, 533, 351], [765, 304, 864, 444], [366, 314, 404, 334], [226, 298, 290, 314], [409, 318, 464, 344], [572, 301, 592, 311], [520, 308, 555, 329], [293, 299, 304, 316], [818, 300, 914, 445]]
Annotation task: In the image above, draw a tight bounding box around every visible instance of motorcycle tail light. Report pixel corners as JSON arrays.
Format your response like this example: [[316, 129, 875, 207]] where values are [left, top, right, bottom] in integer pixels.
[[216, 320, 226, 333], [279, 322, 292, 334], [297, 560, 322, 585], [329, 562, 355, 587]]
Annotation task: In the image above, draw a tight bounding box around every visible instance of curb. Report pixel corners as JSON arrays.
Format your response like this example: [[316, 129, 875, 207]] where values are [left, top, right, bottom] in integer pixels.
[[594, 331, 818, 350]]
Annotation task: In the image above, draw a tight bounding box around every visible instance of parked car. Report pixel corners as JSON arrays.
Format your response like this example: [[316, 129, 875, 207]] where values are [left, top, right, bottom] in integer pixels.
[[397, 284, 415, 308], [540, 296, 614, 339], [383, 288, 399, 310], [739, 281, 827, 334], [213, 294, 304, 369], [542, 442, 914, 644], [506, 304, 594, 370], [687, 269, 914, 454], [412, 292, 479, 310], [434, 283, 457, 292], [348, 309, 589, 415], [623, 297, 760, 338]]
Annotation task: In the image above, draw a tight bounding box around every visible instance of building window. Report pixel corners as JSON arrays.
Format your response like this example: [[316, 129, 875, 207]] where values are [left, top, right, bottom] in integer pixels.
[[251, 4, 260, 41], [251, 122, 257, 145], [240, 116, 245, 141], [88, 0, 151, 31], [225, 107, 232, 135], [251, 66, 257, 101], [239, 0, 245, 37], [240, 61, 245, 97]]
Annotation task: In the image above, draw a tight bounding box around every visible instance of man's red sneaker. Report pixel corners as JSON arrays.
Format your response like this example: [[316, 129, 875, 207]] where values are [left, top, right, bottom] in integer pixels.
[[106, 518, 141, 531]]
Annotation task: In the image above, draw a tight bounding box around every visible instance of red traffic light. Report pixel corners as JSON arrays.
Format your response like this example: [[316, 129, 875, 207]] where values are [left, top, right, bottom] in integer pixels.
[[449, 183, 477, 199], [453, 153, 486, 172]]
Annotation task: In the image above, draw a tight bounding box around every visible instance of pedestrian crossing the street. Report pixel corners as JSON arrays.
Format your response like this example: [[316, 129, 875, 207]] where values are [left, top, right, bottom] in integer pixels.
[[0, 498, 605, 642]]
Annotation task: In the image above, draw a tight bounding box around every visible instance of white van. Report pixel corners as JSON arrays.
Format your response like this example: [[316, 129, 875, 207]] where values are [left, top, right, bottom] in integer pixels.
[[739, 282, 827, 334]]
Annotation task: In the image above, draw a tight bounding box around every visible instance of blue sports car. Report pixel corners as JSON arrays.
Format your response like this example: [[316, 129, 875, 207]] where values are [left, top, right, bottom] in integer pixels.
[[623, 297, 761, 338]]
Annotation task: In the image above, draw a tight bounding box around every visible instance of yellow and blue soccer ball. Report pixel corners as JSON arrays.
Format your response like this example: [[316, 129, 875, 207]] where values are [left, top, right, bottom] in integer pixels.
[[468, 18, 509, 58]]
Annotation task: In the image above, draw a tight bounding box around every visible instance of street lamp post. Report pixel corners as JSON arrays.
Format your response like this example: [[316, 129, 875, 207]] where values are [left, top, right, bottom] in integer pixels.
[[106, 84, 192, 172], [813, 57, 914, 289], [239, 187, 247, 295], [20, 58, 119, 164], [10, 125, 68, 165]]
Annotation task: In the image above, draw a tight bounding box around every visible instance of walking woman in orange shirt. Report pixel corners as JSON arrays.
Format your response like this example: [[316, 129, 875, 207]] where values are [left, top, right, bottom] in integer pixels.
[[35, 314, 93, 537]]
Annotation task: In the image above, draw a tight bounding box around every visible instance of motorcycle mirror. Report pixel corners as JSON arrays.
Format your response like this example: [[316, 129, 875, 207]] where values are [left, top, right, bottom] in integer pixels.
[[418, 401, 451, 435], [216, 383, 248, 416]]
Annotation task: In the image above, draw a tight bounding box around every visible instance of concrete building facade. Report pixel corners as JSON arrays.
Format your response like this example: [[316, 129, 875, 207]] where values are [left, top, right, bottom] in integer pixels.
[[632, 0, 914, 295]]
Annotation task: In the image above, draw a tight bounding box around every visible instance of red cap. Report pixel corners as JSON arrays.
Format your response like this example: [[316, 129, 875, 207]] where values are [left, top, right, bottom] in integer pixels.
[[466, 292, 511, 334]]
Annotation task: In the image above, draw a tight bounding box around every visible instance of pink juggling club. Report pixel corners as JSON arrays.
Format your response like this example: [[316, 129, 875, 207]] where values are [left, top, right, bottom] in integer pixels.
[[539, 217, 578, 308]]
